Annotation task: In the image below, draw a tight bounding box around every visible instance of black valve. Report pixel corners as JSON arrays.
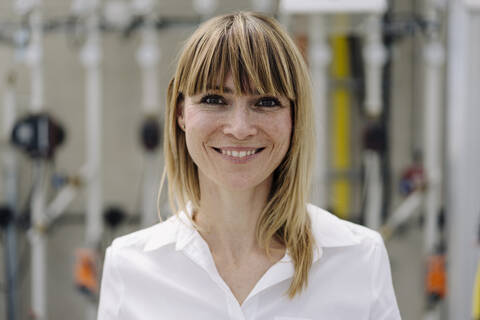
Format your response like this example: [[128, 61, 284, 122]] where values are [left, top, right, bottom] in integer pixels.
[[103, 206, 126, 229], [10, 112, 65, 159], [0, 205, 14, 229], [140, 117, 161, 152], [363, 122, 386, 153]]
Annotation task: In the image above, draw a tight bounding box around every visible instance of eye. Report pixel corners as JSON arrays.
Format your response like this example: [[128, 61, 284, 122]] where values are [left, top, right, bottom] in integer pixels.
[[256, 97, 281, 107], [200, 94, 226, 105]]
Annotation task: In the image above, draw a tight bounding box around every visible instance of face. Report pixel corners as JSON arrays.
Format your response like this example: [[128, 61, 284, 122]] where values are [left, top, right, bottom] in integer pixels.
[[177, 74, 292, 192]]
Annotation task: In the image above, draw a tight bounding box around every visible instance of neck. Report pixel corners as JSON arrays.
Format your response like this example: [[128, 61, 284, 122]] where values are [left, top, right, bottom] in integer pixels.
[[194, 171, 273, 261]]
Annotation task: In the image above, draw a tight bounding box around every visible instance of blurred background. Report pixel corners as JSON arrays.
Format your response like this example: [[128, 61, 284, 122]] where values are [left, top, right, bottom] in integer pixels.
[[0, 0, 479, 319]]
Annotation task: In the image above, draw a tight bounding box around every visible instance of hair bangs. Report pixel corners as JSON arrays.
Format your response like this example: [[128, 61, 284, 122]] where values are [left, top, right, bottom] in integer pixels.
[[179, 14, 297, 100]]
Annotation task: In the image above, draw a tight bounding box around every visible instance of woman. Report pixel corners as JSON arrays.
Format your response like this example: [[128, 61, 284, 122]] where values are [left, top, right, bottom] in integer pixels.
[[98, 12, 401, 319]]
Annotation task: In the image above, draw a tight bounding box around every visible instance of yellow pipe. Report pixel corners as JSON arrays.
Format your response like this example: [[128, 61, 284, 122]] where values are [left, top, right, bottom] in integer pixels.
[[473, 260, 480, 319], [330, 35, 351, 220]]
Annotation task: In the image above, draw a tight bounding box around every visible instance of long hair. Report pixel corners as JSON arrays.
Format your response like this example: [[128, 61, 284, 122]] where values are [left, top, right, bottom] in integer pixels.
[[160, 12, 315, 298]]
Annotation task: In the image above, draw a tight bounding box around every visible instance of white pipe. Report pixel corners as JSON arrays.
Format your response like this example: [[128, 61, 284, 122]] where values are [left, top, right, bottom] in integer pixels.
[[80, 0, 103, 249], [45, 184, 79, 223], [142, 154, 158, 226], [381, 190, 423, 239], [26, 5, 44, 112], [465, 0, 480, 10], [364, 150, 383, 230], [136, 6, 161, 226], [2, 73, 17, 164], [447, 2, 480, 319], [79, 4, 103, 320], [363, 14, 386, 118], [192, 0, 218, 20], [30, 161, 47, 320], [422, 5, 445, 320], [3, 71, 19, 320], [361, 14, 385, 231], [251, 0, 274, 13], [423, 303, 443, 320], [22, 1, 48, 318], [422, 6, 445, 256], [308, 14, 330, 208], [279, 0, 387, 14], [136, 12, 159, 114], [44, 164, 90, 224], [278, 13, 291, 31]]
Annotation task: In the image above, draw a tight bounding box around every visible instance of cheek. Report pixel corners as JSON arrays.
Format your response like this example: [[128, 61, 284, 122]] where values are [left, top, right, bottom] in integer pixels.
[[185, 109, 210, 133], [184, 109, 219, 149], [270, 110, 292, 148]]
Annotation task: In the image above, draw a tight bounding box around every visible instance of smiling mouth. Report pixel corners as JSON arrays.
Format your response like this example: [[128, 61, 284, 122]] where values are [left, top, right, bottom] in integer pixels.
[[212, 147, 265, 158]]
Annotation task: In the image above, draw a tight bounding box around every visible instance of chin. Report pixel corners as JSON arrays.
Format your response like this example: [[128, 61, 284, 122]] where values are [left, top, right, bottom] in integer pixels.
[[216, 175, 270, 192]]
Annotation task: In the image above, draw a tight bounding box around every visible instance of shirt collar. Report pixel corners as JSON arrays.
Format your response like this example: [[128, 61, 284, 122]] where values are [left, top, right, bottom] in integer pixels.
[[144, 203, 360, 252]]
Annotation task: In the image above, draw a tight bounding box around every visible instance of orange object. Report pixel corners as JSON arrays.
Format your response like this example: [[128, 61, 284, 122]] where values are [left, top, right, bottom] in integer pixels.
[[426, 255, 447, 299], [74, 249, 99, 297]]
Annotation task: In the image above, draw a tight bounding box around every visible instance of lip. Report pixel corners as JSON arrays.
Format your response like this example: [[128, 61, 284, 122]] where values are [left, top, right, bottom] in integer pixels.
[[214, 146, 263, 151], [211, 146, 265, 163]]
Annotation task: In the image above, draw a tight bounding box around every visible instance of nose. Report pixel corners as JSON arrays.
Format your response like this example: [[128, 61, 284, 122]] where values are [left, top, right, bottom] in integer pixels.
[[223, 105, 257, 140]]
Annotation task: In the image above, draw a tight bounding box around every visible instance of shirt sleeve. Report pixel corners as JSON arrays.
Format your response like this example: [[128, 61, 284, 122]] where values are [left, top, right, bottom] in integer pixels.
[[97, 246, 124, 319], [370, 236, 402, 320]]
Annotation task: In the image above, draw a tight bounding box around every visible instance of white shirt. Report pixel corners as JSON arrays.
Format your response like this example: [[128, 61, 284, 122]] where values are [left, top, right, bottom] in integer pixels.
[[98, 204, 401, 320]]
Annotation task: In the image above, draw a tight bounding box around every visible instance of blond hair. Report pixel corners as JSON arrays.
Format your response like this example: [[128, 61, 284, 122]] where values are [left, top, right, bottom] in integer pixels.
[[160, 12, 315, 298]]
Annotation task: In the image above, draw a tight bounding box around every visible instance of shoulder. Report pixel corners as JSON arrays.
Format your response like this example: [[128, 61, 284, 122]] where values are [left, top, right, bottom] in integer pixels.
[[306, 203, 384, 250], [110, 215, 178, 253], [306, 204, 390, 284], [306, 205, 400, 318]]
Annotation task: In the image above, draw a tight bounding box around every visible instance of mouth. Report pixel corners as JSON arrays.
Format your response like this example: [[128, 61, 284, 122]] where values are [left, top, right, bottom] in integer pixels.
[[212, 147, 265, 158]]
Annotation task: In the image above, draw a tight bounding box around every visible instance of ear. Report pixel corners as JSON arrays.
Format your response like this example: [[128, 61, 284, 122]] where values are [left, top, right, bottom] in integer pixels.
[[177, 100, 185, 131]]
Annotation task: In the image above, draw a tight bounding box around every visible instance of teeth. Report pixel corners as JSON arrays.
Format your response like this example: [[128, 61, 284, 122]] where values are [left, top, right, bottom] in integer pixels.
[[220, 149, 257, 157]]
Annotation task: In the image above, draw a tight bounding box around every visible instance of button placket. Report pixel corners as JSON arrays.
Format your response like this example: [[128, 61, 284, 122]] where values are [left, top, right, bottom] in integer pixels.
[[225, 295, 245, 320], [195, 237, 245, 319], [182, 231, 246, 319], [241, 295, 259, 320]]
